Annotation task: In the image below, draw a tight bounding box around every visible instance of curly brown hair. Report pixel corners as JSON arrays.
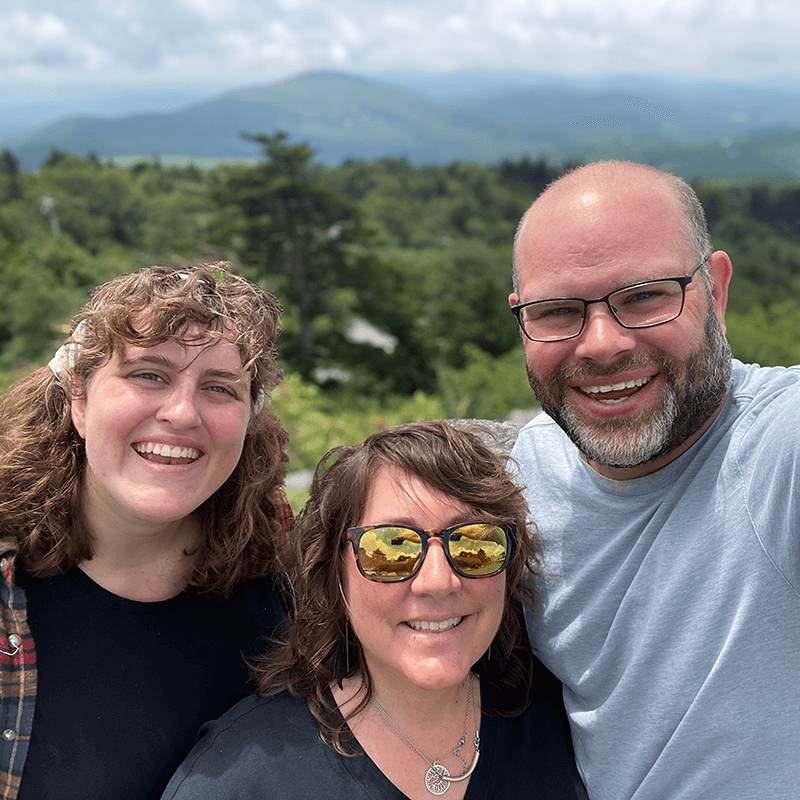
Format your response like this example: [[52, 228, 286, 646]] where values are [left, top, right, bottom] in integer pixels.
[[256, 419, 545, 754], [0, 262, 289, 592]]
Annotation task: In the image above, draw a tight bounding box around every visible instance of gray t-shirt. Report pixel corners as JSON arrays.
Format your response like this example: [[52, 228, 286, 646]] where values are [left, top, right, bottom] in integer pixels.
[[512, 360, 800, 800]]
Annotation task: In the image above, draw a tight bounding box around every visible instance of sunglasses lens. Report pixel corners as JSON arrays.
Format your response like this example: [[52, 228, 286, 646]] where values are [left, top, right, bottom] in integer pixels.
[[448, 524, 509, 576], [356, 526, 423, 581]]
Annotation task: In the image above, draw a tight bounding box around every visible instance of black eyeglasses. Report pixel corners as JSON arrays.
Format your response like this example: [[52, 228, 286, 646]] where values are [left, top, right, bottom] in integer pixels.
[[511, 259, 708, 342], [346, 522, 514, 583]]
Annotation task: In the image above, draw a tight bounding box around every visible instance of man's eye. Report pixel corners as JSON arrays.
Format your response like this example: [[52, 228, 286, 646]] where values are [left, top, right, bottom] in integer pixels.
[[619, 289, 668, 305], [532, 304, 581, 320], [133, 372, 164, 382]]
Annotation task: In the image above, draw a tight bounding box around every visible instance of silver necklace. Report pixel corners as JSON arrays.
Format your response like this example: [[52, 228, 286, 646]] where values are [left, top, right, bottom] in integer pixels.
[[370, 673, 480, 796]]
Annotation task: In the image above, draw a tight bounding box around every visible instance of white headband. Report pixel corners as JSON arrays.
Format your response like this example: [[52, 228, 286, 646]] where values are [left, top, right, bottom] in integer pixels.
[[48, 320, 88, 384]]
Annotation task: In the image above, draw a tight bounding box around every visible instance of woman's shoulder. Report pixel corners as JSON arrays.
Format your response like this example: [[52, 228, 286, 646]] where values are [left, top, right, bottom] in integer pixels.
[[161, 691, 328, 800], [199, 690, 313, 742]]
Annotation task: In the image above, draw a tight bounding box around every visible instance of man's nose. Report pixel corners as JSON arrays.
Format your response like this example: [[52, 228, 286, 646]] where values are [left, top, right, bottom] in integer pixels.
[[573, 302, 638, 364]]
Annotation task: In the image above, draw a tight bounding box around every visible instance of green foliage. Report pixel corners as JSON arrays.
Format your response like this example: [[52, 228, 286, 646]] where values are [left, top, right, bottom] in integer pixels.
[[0, 152, 219, 372], [0, 150, 22, 202], [1, 141, 800, 483], [270, 351, 535, 477], [332, 156, 554, 248], [0, 233, 97, 368], [269, 372, 444, 473], [435, 344, 535, 420], [726, 301, 800, 367], [208, 133, 384, 383], [37, 155, 146, 251], [711, 213, 800, 312], [422, 241, 519, 364]]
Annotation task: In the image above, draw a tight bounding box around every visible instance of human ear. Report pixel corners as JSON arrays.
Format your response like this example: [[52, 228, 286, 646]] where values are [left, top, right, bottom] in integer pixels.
[[707, 251, 733, 334], [70, 379, 87, 439]]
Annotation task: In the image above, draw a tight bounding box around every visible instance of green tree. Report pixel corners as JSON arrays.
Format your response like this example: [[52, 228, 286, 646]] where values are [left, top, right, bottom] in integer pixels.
[[37, 155, 147, 253], [726, 301, 800, 367], [209, 132, 382, 381], [0, 233, 94, 367], [0, 150, 22, 201]]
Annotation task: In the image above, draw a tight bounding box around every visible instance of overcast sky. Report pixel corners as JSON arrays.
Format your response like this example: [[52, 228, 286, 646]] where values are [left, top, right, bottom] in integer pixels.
[[2, 0, 800, 95]]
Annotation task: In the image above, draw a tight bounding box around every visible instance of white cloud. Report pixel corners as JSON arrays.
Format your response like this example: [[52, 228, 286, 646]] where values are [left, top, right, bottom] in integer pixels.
[[4, 0, 800, 86], [178, 0, 243, 23], [0, 10, 112, 74], [94, 0, 139, 22]]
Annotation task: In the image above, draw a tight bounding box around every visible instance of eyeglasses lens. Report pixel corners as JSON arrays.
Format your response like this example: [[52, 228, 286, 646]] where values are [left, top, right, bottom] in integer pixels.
[[356, 524, 509, 581], [448, 523, 509, 576], [357, 526, 423, 580], [610, 280, 685, 327], [520, 278, 686, 340], [520, 301, 583, 340]]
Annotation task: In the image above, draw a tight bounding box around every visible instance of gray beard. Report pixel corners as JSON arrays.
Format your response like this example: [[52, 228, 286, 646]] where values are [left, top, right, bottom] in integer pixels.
[[526, 309, 732, 470]]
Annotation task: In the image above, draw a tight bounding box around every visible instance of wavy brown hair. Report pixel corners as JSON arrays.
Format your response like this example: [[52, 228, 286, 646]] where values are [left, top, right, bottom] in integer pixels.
[[0, 263, 289, 592], [256, 419, 545, 754]]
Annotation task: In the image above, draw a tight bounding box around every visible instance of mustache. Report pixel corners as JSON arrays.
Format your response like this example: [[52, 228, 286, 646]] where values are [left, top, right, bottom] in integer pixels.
[[556, 351, 675, 384]]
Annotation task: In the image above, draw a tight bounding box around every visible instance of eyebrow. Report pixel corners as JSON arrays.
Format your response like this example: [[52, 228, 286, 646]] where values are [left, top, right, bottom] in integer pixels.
[[123, 354, 172, 368], [123, 355, 247, 383], [366, 514, 472, 530]]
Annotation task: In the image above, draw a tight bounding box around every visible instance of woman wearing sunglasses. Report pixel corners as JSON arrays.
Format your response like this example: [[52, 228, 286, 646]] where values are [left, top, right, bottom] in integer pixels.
[[162, 420, 587, 800]]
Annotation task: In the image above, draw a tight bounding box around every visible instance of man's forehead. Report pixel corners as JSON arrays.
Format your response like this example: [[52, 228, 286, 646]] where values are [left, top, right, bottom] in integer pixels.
[[515, 187, 692, 301], [531, 167, 676, 221], [521, 177, 683, 255]]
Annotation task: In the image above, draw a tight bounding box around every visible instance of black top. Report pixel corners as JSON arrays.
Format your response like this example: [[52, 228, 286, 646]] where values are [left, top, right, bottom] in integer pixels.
[[16, 563, 286, 800], [162, 668, 588, 799]]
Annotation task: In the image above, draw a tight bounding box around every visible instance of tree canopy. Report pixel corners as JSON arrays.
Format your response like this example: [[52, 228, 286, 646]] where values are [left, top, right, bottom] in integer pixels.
[[1, 137, 799, 480]]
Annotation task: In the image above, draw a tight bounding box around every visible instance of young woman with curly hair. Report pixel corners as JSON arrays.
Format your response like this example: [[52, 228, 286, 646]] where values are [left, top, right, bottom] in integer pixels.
[[0, 263, 291, 800]]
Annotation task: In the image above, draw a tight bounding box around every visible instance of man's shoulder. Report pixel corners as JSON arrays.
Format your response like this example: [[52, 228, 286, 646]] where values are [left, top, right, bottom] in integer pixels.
[[731, 359, 800, 397], [512, 410, 570, 454], [729, 361, 800, 429]]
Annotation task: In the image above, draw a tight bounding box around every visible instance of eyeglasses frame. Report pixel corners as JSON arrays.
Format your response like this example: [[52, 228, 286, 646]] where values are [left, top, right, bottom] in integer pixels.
[[511, 258, 709, 343], [346, 522, 516, 583]]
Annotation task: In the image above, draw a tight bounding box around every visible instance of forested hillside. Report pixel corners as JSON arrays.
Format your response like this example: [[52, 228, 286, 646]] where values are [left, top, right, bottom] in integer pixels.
[[1, 138, 798, 483]]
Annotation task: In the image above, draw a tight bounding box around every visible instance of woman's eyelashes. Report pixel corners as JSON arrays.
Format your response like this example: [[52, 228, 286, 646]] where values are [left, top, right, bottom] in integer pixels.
[[127, 370, 243, 401], [131, 371, 165, 383], [205, 382, 237, 396]]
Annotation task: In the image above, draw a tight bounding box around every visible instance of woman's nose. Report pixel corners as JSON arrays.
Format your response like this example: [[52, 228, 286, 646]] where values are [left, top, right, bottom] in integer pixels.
[[411, 538, 460, 597], [155, 381, 202, 428]]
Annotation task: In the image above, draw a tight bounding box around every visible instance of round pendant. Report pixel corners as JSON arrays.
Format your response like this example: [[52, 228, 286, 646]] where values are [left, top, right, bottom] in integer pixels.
[[425, 763, 450, 795]]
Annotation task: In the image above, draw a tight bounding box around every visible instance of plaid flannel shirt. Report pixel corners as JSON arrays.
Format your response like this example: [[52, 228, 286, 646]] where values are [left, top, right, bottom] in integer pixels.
[[0, 540, 35, 800]]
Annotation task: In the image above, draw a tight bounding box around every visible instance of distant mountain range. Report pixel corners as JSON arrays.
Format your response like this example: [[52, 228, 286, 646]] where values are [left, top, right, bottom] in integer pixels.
[[5, 70, 800, 180]]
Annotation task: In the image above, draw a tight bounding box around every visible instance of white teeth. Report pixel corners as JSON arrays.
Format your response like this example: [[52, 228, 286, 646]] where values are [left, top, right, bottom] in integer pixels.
[[581, 376, 651, 395], [406, 617, 463, 632], [134, 442, 201, 460]]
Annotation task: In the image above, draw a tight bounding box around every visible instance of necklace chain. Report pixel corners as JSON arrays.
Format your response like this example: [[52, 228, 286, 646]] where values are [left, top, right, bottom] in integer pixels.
[[370, 673, 480, 796]]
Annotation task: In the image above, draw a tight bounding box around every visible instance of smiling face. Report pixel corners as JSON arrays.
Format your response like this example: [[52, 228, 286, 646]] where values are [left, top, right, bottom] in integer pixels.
[[343, 465, 505, 695], [510, 166, 732, 479], [70, 324, 251, 534]]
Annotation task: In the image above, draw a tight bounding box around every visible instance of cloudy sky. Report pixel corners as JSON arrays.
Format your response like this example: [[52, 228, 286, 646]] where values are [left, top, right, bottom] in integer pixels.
[[3, 0, 800, 95]]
